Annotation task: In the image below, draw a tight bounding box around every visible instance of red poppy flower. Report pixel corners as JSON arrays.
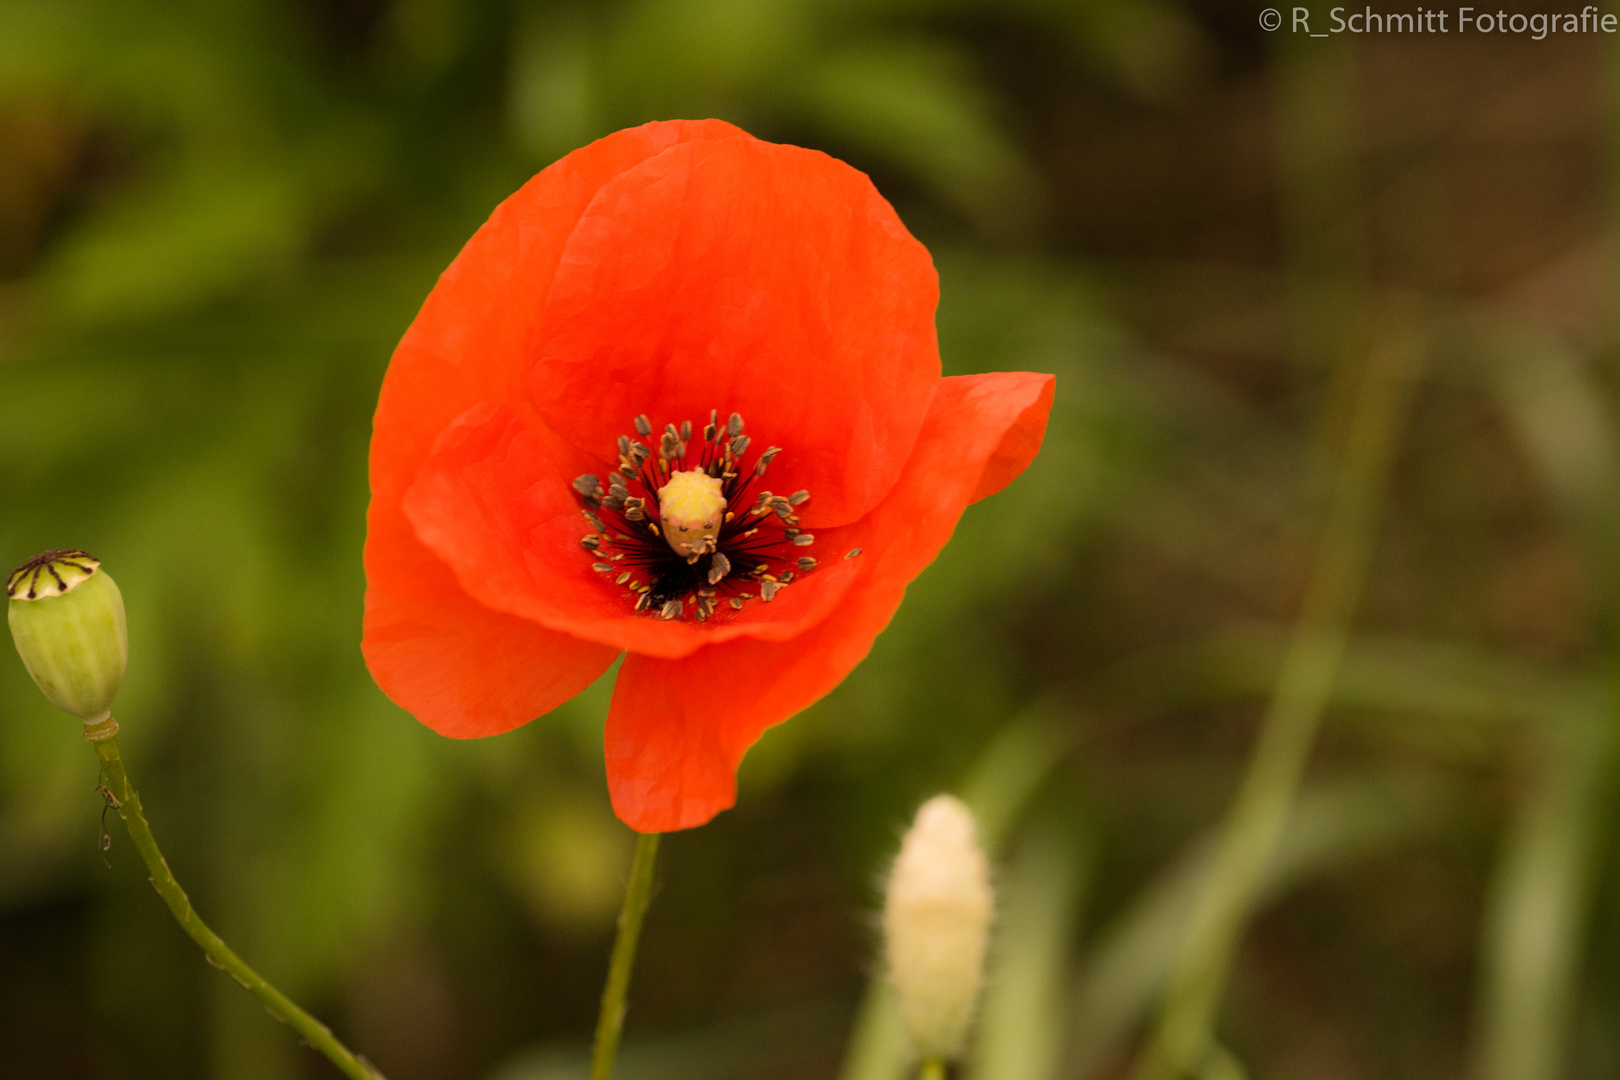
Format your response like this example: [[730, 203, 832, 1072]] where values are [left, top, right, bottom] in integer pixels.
[[362, 119, 1053, 833]]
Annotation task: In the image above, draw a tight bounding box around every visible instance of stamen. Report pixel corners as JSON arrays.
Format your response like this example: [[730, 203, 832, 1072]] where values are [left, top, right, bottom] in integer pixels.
[[571, 410, 815, 620]]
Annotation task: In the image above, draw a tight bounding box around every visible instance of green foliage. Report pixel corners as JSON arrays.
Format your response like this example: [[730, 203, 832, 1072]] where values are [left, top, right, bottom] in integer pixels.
[[2, 2, 1618, 1080]]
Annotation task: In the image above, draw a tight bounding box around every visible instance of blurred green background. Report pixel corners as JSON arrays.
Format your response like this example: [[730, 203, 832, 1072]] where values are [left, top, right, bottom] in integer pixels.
[[3, 1, 1619, 1078]]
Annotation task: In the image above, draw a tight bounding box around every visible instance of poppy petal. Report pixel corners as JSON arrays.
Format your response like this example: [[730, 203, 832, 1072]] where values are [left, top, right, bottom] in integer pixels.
[[527, 136, 941, 528], [603, 370, 1056, 831], [970, 372, 1055, 503], [372, 119, 745, 514], [403, 402, 867, 659], [363, 511, 618, 737], [365, 120, 739, 733]]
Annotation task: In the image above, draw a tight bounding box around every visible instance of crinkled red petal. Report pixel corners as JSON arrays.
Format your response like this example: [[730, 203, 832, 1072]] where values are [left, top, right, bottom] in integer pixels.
[[363, 509, 618, 737], [527, 136, 940, 528], [365, 120, 739, 733], [403, 402, 866, 658], [603, 371, 1056, 831]]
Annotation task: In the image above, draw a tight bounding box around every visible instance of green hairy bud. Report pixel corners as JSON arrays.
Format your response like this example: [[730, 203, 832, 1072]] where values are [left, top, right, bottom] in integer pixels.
[[7, 550, 128, 726]]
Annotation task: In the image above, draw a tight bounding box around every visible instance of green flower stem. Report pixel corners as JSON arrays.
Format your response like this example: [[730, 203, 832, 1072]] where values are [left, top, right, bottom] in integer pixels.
[[590, 830, 662, 1080], [92, 733, 384, 1080], [1133, 327, 1423, 1080], [918, 1058, 947, 1080]]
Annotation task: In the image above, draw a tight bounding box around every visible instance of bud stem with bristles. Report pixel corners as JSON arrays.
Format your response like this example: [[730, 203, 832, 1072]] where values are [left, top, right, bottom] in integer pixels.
[[92, 735, 387, 1079]]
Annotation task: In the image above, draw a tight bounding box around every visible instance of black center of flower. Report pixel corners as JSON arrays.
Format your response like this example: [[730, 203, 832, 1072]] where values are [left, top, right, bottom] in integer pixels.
[[572, 411, 817, 621]]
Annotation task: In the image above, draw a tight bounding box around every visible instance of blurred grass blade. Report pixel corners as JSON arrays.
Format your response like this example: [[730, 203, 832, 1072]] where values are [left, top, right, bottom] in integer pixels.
[[840, 981, 911, 1080], [1064, 775, 1423, 1080], [1113, 630, 1594, 751], [1063, 0, 1208, 99], [1470, 331, 1620, 1080], [1198, 1044, 1250, 1080], [1271, 29, 1363, 380], [1471, 702, 1614, 1080], [969, 813, 1089, 1080], [960, 704, 1071, 854], [793, 41, 1042, 236], [1481, 328, 1620, 602], [1135, 322, 1424, 1080]]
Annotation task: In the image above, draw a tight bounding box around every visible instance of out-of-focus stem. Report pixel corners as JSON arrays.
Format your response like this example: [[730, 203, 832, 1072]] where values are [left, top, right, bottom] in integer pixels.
[[919, 1058, 946, 1080], [1472, 700, 1610, 1080], [1133, 326, 1423, 1080], [590, 830, 661, 1080], [92, 733, 384, 1080], [1272, 31, 1363, 385]]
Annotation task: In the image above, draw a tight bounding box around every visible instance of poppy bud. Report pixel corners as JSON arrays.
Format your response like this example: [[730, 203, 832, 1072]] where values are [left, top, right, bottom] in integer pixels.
[[7, 550, 128, 726], [883, 795, 994, 1062]]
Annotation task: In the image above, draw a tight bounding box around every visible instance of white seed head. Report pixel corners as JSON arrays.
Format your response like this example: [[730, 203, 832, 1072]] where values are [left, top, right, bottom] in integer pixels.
[[656, 469, 726, 558], [882, 795, 993, 1062]]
